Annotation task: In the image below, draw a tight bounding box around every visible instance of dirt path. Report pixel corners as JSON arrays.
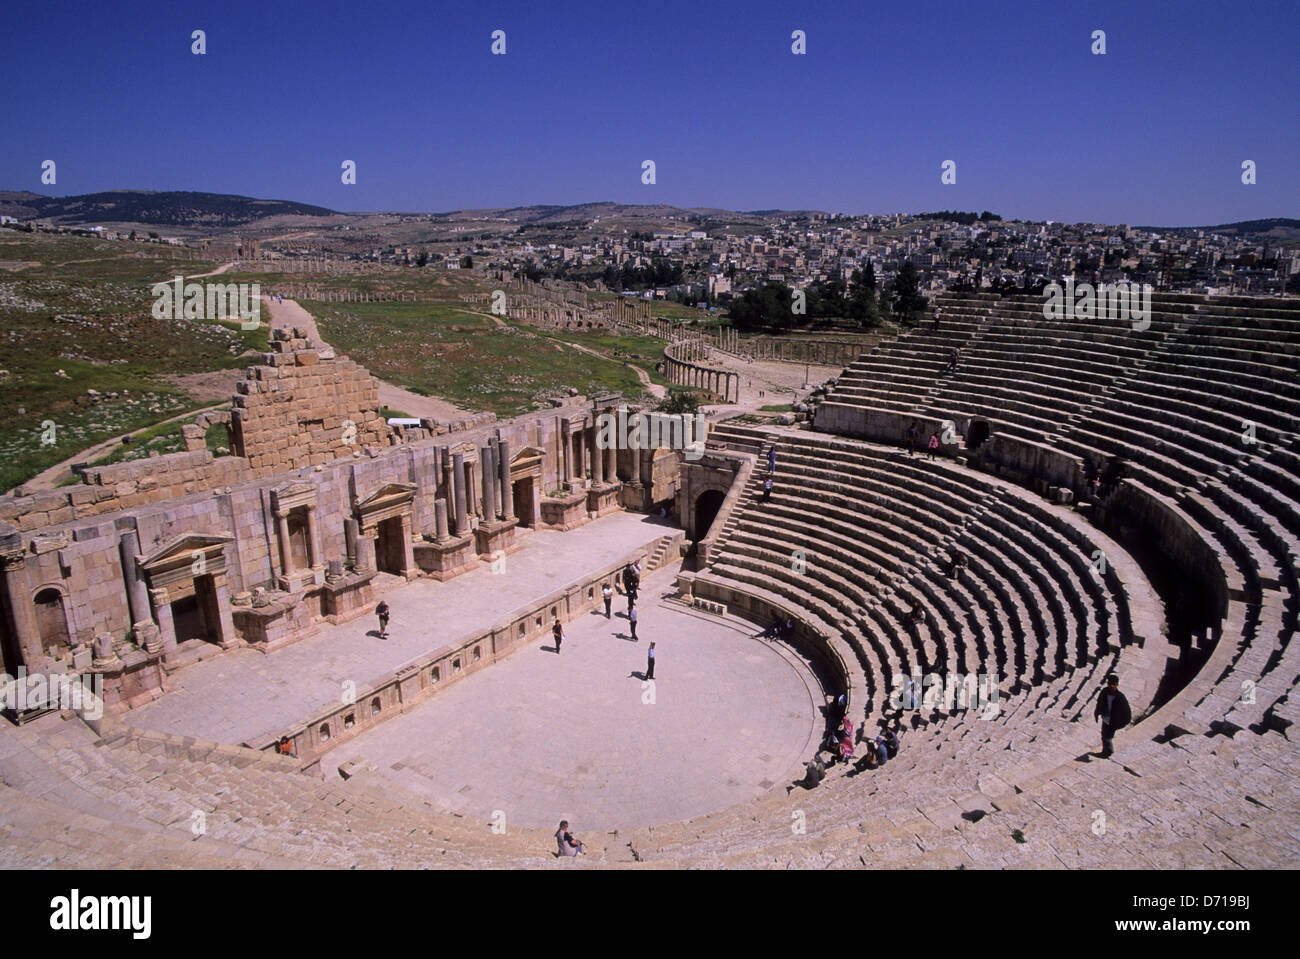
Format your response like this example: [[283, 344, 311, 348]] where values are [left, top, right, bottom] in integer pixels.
[[185, 261, 237, 279], [546, 335, 668, 401]]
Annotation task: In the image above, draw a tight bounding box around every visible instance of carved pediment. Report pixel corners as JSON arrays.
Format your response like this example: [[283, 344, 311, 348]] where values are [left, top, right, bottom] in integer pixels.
[[139, 533, 234, 589], [272, 481, 319, 515], [510, 445, 546, 479], [354, 482, 417, 512], [139, 533, 235, 571]]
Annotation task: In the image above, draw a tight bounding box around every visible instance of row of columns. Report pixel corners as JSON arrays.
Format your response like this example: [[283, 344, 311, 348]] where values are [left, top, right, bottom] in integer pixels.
[[476, 439, 516, 524], [665, 354, 739, 403], [0, 430, 559, 675]]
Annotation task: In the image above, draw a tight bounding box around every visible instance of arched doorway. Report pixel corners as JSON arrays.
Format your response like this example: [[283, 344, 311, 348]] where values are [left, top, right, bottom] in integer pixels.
[[694, 489, 726, 540], [33, 588, 71, 656], [968, 419, 991, 449]]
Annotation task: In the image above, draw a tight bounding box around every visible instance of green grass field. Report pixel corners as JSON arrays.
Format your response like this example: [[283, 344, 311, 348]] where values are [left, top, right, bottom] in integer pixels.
[[306, 299, 652, 416], [0, 240, 700, 491], [531, 330, 670, 387], [0, 231, 270, 490]]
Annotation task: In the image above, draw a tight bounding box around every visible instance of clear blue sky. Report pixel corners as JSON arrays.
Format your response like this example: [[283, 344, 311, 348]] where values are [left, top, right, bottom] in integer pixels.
[[3, 0, 1296, 225]]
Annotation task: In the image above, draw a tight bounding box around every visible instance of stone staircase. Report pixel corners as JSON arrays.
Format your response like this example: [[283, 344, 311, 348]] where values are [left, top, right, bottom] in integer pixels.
[[643, 532, 684, 575]]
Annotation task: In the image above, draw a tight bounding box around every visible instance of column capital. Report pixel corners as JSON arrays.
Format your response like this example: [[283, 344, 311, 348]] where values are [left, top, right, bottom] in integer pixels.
[[148, 587, 169, 607], [1, 548, 27, 573]]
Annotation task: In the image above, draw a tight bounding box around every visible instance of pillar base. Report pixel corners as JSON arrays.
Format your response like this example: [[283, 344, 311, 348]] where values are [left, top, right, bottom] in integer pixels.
[[586, 480, 622, 519], [540, 489, 588, 531], [474, 518, 519, 559], [278, 567, 324, 593], [135, 622, 162, 655], [413, 534, 476, 581]]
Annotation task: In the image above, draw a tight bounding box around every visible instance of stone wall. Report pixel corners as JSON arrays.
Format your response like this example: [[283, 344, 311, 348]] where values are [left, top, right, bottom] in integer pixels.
[[0, 452, 254, 533], [230, 326, 390, 475]]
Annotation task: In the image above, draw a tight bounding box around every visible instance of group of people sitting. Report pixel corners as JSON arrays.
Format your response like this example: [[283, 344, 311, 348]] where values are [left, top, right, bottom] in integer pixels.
[[1082, 458, 1125, 502], [759, 616, 795, 642], [799, 698, 902, 789]]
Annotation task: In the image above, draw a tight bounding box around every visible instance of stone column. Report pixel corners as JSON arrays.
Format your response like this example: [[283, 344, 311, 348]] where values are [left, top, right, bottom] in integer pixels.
[[149, 587, 178, 656], [434, 499, 450, 541], [0, 549, 41, 668], [118, 529, 151, 628], [344, 517, 359, 566], [589, 424, 604, 484], [399, 515, 416, 574], [212, 576, 237, 647], [276, 511, 294, 576], [498, 439, 514, 520], [479, 445, 495, 520], [305, 507, 322, 569], [453, 452, 468, 532], [356, 535, 377, 572], [441, 452, 455, 530]]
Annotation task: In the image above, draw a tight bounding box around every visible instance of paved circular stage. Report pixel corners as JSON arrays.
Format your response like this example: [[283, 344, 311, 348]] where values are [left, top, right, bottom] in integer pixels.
[[324, 587, 822, 831]]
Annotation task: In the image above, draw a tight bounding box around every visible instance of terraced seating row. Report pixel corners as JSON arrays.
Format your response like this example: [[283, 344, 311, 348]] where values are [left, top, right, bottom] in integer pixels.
[[703, 424, 1134, 736], [0, 719, 570, 869], [819, 290, 1298, 749]]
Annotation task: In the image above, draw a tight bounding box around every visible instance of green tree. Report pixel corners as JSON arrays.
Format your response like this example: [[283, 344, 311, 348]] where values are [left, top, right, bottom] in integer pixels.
[[656, 389, 702, 415], [891, 261, 927, 325]]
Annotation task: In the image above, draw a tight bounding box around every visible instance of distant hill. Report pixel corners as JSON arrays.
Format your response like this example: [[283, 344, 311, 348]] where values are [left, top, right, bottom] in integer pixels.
[[0, 190, 339, 227], [1136, 217, 1300, 238], [427, 202, 716, 225]]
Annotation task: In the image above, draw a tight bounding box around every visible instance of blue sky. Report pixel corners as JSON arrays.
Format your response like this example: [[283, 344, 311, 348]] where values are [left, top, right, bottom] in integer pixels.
[[2, 0, 1297, 224]]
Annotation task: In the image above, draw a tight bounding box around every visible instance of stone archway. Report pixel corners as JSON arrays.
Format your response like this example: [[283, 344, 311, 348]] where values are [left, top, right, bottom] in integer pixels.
[[693, 489, 727, 541], [33, 587, 71, 657], [968, 419, 991, 449]]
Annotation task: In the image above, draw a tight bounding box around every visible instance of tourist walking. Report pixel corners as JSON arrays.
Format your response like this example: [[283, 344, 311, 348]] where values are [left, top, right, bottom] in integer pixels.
[[932, 305, 942, 331], [603, 582, 613, 618], [376, 600, 390, 639], [555, 820, 585, 856], [767, 445, 777, 474], [905, 423, 919, 457], [762, 476, 773, 501], [629, 605, 638, 640], [552, 617, 564, 654], [927, 432, 939, 460], [1093, 673, 1132, 758], [946, 347, 960, 373], [645, 641, 656, 680]]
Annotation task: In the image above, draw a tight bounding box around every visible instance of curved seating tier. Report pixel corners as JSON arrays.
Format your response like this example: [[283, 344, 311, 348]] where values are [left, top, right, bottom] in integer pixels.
[[817, 291, 1300, 745], [700, 423, 1161, 740]]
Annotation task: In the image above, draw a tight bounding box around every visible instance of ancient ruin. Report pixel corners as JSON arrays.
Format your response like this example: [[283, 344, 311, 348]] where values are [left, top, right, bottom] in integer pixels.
[[1, 289, 1297, 870]]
